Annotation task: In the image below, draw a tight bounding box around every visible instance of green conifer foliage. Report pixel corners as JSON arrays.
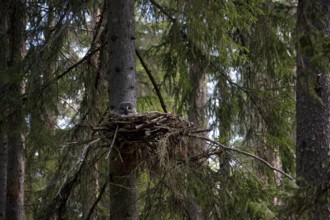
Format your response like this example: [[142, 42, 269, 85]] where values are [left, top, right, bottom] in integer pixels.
[[6, 0, 325, 219]]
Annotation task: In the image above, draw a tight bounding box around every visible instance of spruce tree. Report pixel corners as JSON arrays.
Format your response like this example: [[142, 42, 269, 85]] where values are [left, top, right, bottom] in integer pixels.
[[107, 0, 138, 219], [296, 0, 330, 219]]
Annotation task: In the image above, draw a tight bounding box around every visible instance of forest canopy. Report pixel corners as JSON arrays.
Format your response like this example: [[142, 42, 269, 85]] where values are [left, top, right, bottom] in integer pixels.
[[0, 0, 329, 219]]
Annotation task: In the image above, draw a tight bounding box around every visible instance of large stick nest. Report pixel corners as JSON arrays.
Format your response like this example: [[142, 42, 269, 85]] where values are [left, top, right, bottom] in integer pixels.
[[92, 111, 195, 143], [92, 111, 206, 168]]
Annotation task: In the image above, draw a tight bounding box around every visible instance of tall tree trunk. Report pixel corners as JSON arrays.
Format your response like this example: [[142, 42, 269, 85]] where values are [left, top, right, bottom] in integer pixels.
[[83, 3, 104, 219], [185, 59, 207, 220], [0, 0, 9, 216], [217, 80, 231, 178], [107, 0, 138, 219], [0, 132, 6, 218], [187, 60, 208, 162], [2, 0, 26, 219], [296, 0, 330, 219], [187, 62, 207, 129]]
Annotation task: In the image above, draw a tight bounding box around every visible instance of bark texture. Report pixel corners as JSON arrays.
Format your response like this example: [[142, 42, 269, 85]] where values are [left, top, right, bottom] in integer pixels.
[[186, 59, 207, 220], [0, 0, 9, 217], [0, 133, 6, 218], [107, 0, 137, 114], [1, 0, 26, 219], [107, 0, 138, 219], [187, 60, 207, 161], [187, 62, 207, 128], [296, 0, 330, 219]]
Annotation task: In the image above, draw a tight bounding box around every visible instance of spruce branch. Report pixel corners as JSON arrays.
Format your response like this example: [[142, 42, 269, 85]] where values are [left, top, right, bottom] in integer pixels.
[[21, 42, 107, 103], [55, 43, 107, 82], [149, 0, 175, 22], [149, 0, 273, 127], [44, 146, 93, 219]]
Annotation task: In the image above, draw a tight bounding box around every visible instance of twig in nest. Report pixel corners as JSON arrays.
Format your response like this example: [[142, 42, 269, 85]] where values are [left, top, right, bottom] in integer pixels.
[[114, 145, 124, 163], [106, 125, 119, 159], [189, 128, 212, 134]]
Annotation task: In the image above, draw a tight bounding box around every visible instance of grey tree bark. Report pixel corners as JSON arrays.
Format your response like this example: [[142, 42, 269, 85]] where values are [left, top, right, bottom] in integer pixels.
[[296, 0, 330, 219], [1, 0, 26, 219], [187, 60, 208, 158], [185, 59, 207, 220], [107, 0, 138, 219]]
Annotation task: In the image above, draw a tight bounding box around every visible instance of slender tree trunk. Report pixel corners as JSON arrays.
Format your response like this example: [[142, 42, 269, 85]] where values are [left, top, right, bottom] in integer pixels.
[[187, 62, 207, 129], [0, 1, 9, 216], [217, 80, 231, 178], [107, 0, 138, 219], [187, 60, 208, 161], [296, 1, 330, 219], [83, 4, 104, 219], [186, 60, 207, 220], [0, 132, 6, 218], [42, 7, 57, 133], [6, 110, 25, 220], [2, 0, 26, 219]]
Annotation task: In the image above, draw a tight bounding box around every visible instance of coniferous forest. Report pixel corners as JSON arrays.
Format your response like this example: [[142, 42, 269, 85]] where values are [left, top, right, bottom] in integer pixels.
[[0, 0, 329, 219]]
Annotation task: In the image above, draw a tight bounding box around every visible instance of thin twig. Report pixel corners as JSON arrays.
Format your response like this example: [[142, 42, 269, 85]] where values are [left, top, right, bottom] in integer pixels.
[[114, 146, 124, 163], [149, 0, 175, 22], [84, 180, 108, 220], [188, 134, 294, 180], [228, 151, 263, 186], [55, 43, 107, 82], [21, 43, 107, 103], [105, 125, 119, 159], [63, 138, 101, 148], [189, 128, 212, 133], [136, 49, 168, 113]]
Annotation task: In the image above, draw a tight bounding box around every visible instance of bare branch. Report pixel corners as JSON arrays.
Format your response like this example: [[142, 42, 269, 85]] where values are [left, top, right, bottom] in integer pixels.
[[149, 0, 176, 22], [136, 49, 168, 113], [84, 180, 108, 220], [187, 134, 294, 180]]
